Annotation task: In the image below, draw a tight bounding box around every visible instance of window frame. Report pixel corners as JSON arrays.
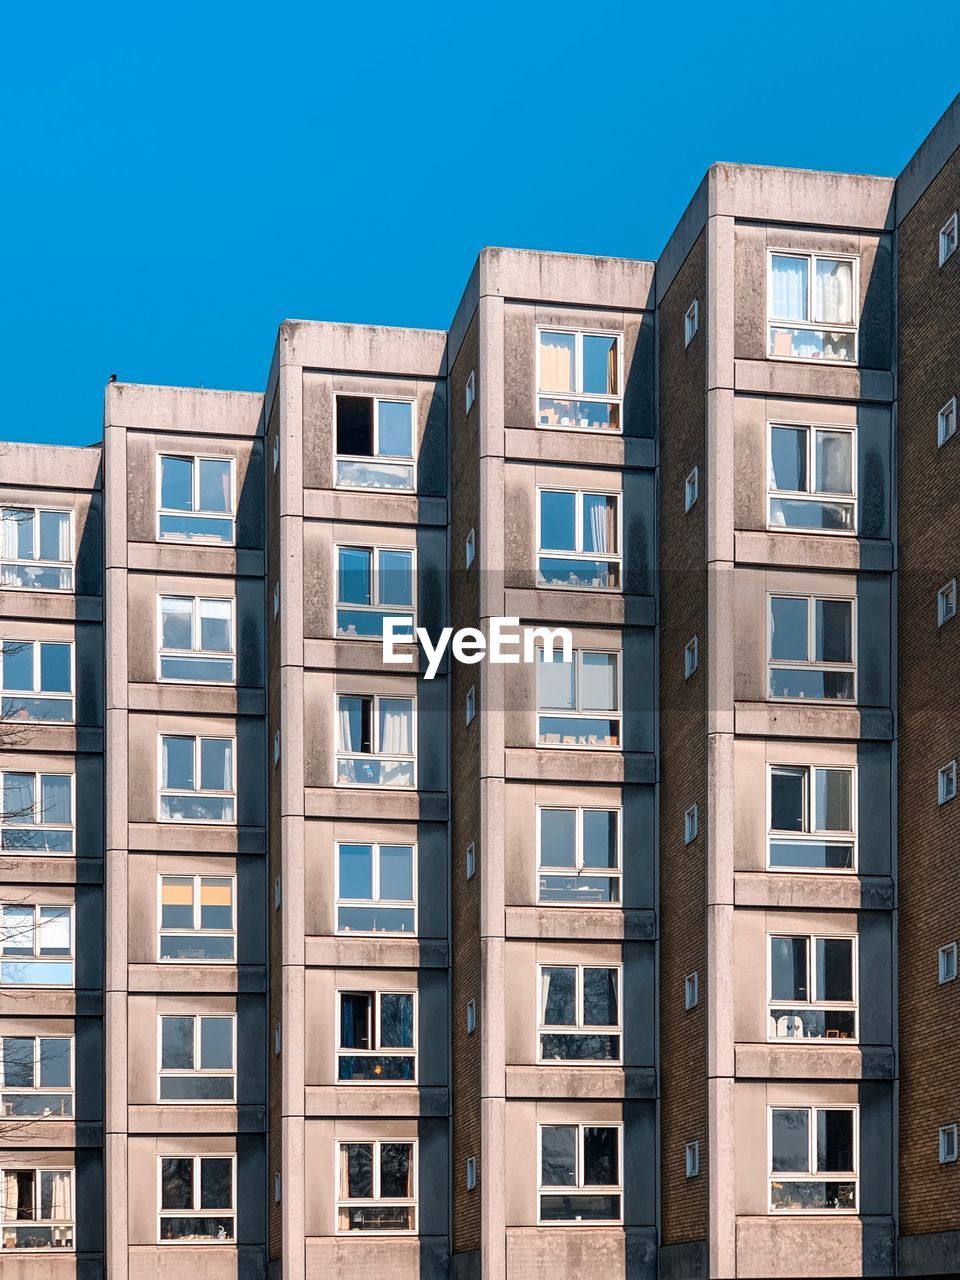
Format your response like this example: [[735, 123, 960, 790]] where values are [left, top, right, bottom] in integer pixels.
[[465, 370, 476, 414], [157, 1013, 237, 1104], [0, 507, 75, 594], [536, 805, 622, 907], [0, 1165, 74, 1251], [939, 579, 958, 626], [940, 1123, 958, 1164], [156, 595, 237, 684], [685, 1140, 700, 1178], [535, 327, 624, 434], [157, 1153, 236, 1244], [0, 903, 74, 987], [768, 1105, 859, 1214], [334, 840, 417, 937], [940, 212, 958, 267], [766, 763, 858, 874], [0, 769, 75, 854], [939, 760, 958, 805], [157, 874, 237, 964], [766, 249, 859, 365], [536, 963, 622, 1064], [156, 454, 236, 545], [685, 467, 699, 512], [767, 421, 857, 536], [684, 636, 698, 679], [684, 805, 698, 845], [335, 1138, 418, 1236], [157, 734, 237, 824], [938, 396, 957, 447], [334, 543, 416, 641], [684, 300, 699, 346], [939, 942, 958, 985], [684, 972, 699, 1010], [0, 639, 75, 723], [536, 1121, 623, 1226], [535, 486, 623, 592], [334, 395, 418, 492], [334, 692, 417, 789], [465, 528, 475, 569], [0, 1034, 74, 1119], [767, 932, 859, 1042], [466, 686, 476, 725], [336, 989, 417, 1084], [535, 648, 622, 749], [767, 593, 857, 704]]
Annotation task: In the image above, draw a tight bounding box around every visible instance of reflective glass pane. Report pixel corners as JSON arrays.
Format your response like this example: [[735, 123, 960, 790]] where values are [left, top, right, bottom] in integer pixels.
[[770, 426, 807, 492], [540, 1125, 577, 1186], [199, 878, 233, 930], [344, 1143, 373, 1198], [1, 1037, 35, 1087], [582, 810, 618, 869], [161, 457, 194, 512], [39, 1037, 71, 1088], [538, 652, 574, 711], [770, 255, 809, 322], [771, 937, 807, 1001], [3, 773, 34, 821], [39, 644, 71, 693], [816, 938, 853, 1003], [38, 907, 70, 955], [161, 1017, 195, 1070], [199, 600, 232, 653], [817, 1109, 854, 1172], [583, 969, 618, 1026], [815, 769, 852, 832], [540, 491, 576, 551], [379, 993, 414, 1049], [41, 775, 71, 826], [162, 737, 194, 790], [583, 1127, 618, 1186], [541, 968, 576, 1026], [377, 402, 413, 458], [160, 877, 193, 929], [39, 512, 70, 563], [200, 738, 233, 791], [379, 845, 413, 901], [580, 652, 618, 712], [379, 1143, 413, 1198], [769, 496, 855, 532], [582, 334, 618, 396], [378, 551, 413, 607], [339, 844, 373, 901], [771, 768, 805, 832], [200, 1018, 234, 1069], [770, 598, 808, 661], [816, 600, 852, 664], [771, 1109, 809, 1172], [338, 548, 371, 605], [1, 641, 33, 691], [198, 459, 232, 514], [769, 669, 855, 701], [539, 809, 576, 867], [161, 1158, 193, 1210], [768, 840, 855, 871], [200, 1158, 233, 1209]]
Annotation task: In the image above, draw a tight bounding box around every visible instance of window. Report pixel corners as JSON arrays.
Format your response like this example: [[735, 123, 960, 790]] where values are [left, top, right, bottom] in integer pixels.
[[538, 965, 621, 1062], [537, 649, 620, 748], [465, 370, 476, 414], [335, 396, 415, 491], [536, 329, 622, 433], [939, 760, 958, 805], [273, 582, 280, 617], [684, 972, 699, 1010], [768, 934, 857, 1040], [0, 508, 73, 592], [684, 805, 698, 845], [465, 528, 475, 569], [768, 424, 855, 533], [159, 1155, 235, 1242], [537, 806, 620, 905], [159, 735, 235, 822], [0, 771, 73, 853], [0, 1167, 73, 1250], [338, 991, 416, 1082], [768, 595, 855, 702], [684, 637, 698, 679], [0, 904, 72, 985], [685, 1141, 700, 1178], [465, 686, 476, 725], [465, 842, 476, 880], [0, 1036, 72, 1118], [336, 546, 414, 639], [767, 251, 858, 363], [159, 875, 235, 961], [337, 842, 415, 934], [159, 1014, 236, 1101], [466, 1157, 477, 1191], [158, 597, 235, 683], [684, 300, 699, 346], [274, 876, 281, 909], [272, 435, 280, 473], [537, 489, 621, 589], [274, 1172, 281, 1203], [466, 999, 477, 1034], [273, 731, 280, 765], [274, 1024, 281, 1056], [940, 1124, 958, 1164], [939, 942, 957, 985], [768, 764, 855, 871], [769, 1107, 857, 1212], [336, 694, 415, 788], [538, 1123, 622, 1223], [939, 580, 958, 626], [685, 467, 699, 512], [158, 455, 235, 544], [0, 640, 73, 721], [336, 1140, 416, 1234], [938, 397, 957, 447], [940, 213, 958, 266]]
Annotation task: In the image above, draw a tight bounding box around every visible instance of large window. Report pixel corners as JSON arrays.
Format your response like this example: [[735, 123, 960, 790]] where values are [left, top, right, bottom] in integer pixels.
[[336, 1140, 416, 1234], [337, 991, 416, 1082], [159, 1014, 236, 1102], [0, 772, 73, 853], [768, 424, 855, 533], [0, 1167, 73, 1250], [336, 547, 415, 639], [158, 1155, 235, 1242], [538, 1123, 622, 1223], [335, 396, 415, 491], [336, 842, 416, 934], [0, 509, 73, 592], [159, 735, 235, 822], [537, 807, 621, 905], [0, 1036, 72, 1118], [537, 649, 620, 747], [768, 765, 855, 871], [538, 965, 621, 1062], [536, 329, 622, 433], [159, 876, 235, 962], [768, 252, 858, 363], [158, 455, 235, 544], [158, 597, 235, 683], [768, 595, 855, 702], [336, 695, 415, 787], [0, 641, 73, 722], [768, 935, 857, 1041], [537, 489, 620, 589], [769, 1107, 857, 1213], [0, 905, 72, 986]]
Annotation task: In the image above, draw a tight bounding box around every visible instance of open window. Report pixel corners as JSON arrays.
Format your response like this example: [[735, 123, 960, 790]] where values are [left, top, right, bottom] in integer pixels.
[[335, 694, 415, 788], [335, 396, 415, 491], [0, 1167, 73, 1250], [337, 991, 416, 1082], [768, 934, 857, 1040]]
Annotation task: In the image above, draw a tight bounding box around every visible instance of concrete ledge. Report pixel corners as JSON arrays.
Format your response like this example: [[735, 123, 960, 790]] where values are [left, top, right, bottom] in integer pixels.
[[0, 592, 102, 622], [129, 1244, 266, 1280], [107, 381, 264, 437], [478, 246, 655, 310], [899, 1227, 960, 1275], [506, 1225, 657, 1280], [280, 319, 447, 378], [128, 683, 265, 717], [505, 749, 656, 785], [0, 856, 97, 886], [0, 725, 104, 754], [305, 935, 448, 969], [305, 789, 448, 823], [504, 588, 656, 629], [128, 1104, 265, 1133], [734, 702, 893, 741], [733, 872, 894, 911], [503, 429, 655, 470], [0, 443, 101, 490], [505, 1065, 656, 1100], [0, 990, 78, 1016], [304, 637, 430, 677], [735, 1043, 895, 1080], [127, 964, 266, 994], [305, 1234, 448, 1280], [127, 541, 265, 577], [0, 1118, 77, 1148], [734, 358, 894, 402], [303, 489, 447, 526], [736, 1214, 894, 1278], [0, 1254, 99, 1280], [505, 906, 655, 941], [734, 530, 893, 573], [304, 1085, 448, 1117], [128, 823, 266, 854]]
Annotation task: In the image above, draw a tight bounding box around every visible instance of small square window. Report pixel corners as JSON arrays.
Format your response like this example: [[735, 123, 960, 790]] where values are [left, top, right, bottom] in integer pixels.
[[939, 580, 958, 626], [466, 371, 476, 415], [684, 300, 699, 347], [466, 842, 476, 880], [274, 1171, 282, 1202], [939, 397, 957, 447], [940, 213, 958, 267], [466, 999, 477, 1034], [940, 1123, 958, 1164], [684, 804, 699, 845], [274, 876, 281, 909], [466, 686, 476, 725], [466, 528, 475, 569], [466, 1156, 477, 1191], [684, 972, 699, 1010], [685, 467, 699, 512], [274, 1024, 281, 1056], [939, 760, 957, 805], [272, 435, 280, 473], [940, 942, 958, 985], [684, 637, 699, 679], [685, 1141, 700, 1178], [273, 582, 280, 617]]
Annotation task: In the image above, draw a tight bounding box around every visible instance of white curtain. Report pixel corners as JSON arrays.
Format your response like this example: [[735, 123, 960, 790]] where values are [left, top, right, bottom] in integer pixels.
[[41, 1170, 72, 1221], [540, 333, 575, 393], [379, 700, 412, 754], [815, 260, 853, 326], [55, 514, 71, 563], [3, 1169, 22, 1218], [220, 742, 233, 791], [771, 256, 808, 322], [1, 510, 22, 558], [585, 495, 613, 555], [816, 431, 852, 494], [338, 700, 354, 752]]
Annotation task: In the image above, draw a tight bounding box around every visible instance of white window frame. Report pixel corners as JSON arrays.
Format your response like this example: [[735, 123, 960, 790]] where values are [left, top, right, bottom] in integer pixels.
[[336, 989, 417, 1084], [0, 507, 75, 594], [767, 593, 857, 704], [335, 841, 417, 937], [334, 395, 417, 492], [684, 804, 699, 845], [465, 370, 476, 414], [334, 693, 417, 789], [939, 760, 958, 805], [273, 582, 280, 617], [156, 454, 236, 545], [939, 942, 958, 985], [536, 648, 622, 749], [685, 1140, 700, 1178], [157, 1153, 236, 1244], [536, 805, 622, 907], [466, 1156, 477, 1191], [157, 595, 236, 684], [0, 1034, 74, 1119], [272, 434, 280, 473], [334, 544, 416, 640], [766, 763, 857, 874], [684, 300, 699, 346], [940, 1123, 959, 1164], [466, 686, 476, 725], [157, 874, 236, 964], [535, 327, 624, 434], [335, 1138, 418, 1236], [0, 770, 75, 854], [0, 903, 74, 987], [157, 1013, 237, 1104], [766, 249, 859, 365], [684, 636, 698, 679], [939, 579, 958, 626], [767, 933, 859, 1042], [0, 1165, 74, 1251], [536, 487, 622, 591], [465, 528, 475, 569], [466, 999, 477, 1034], [465, 842, 476, 880], [684, 972, 699, 1010], [768, 1105, 859, 1214], [536, 963, 622, 1064], [0, 640, 75, 722], [536, 1121, 623, 1226], [940, 213, 958, 267], [685, 467, 699, 512], [767, 421, 857, 536], [938, 396, 957, 447], [157, 734, 236, 824]]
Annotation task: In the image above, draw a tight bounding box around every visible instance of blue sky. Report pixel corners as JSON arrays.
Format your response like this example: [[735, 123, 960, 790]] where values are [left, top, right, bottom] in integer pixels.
[[1, 1, 955, 446]]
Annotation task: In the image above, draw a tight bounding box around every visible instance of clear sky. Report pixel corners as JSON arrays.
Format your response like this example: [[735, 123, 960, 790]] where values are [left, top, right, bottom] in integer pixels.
[[1, 1, 955, 446]]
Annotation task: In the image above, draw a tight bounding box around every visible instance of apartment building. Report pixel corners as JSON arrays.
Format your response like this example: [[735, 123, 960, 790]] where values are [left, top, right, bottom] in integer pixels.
[[0, 92, 959, 1280]]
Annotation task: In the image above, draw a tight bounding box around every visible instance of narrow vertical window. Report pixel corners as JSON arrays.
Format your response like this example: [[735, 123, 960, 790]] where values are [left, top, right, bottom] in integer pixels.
[[939, 580, 957, 626], [465, 370, 476, 414], [940, 213, 958, 266], [684, 300, 699, 346], [938, 397, 957, 447], [685, 467, 699, 512]]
